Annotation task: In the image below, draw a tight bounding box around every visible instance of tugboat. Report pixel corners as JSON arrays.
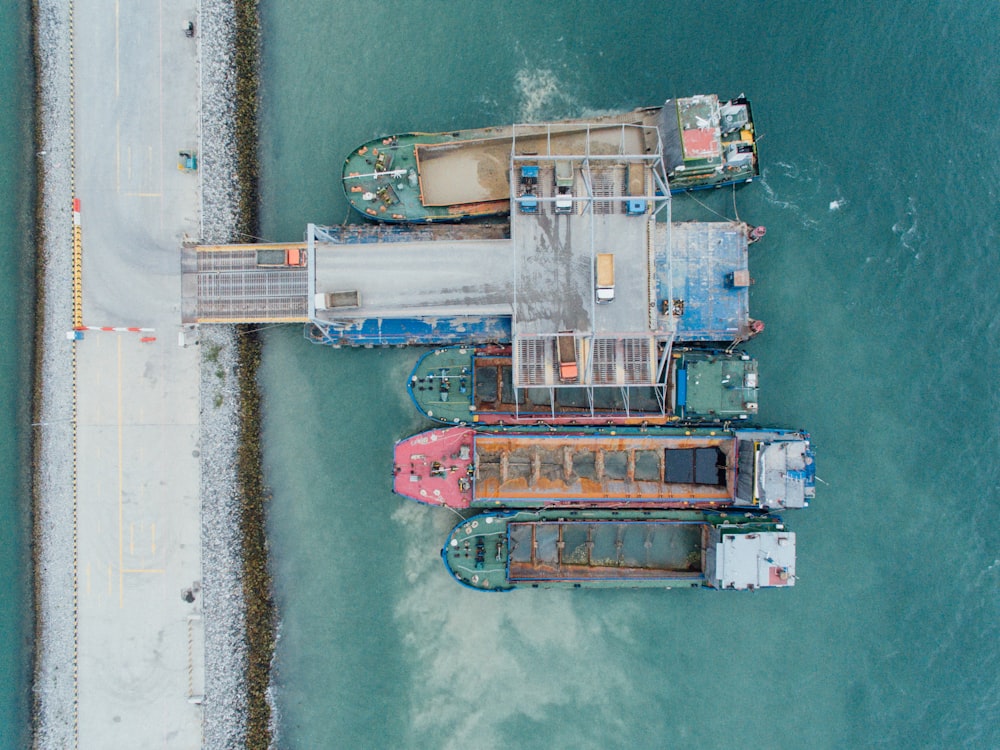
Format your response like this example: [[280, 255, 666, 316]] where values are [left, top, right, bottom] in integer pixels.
[[342, 95, 758, 222]]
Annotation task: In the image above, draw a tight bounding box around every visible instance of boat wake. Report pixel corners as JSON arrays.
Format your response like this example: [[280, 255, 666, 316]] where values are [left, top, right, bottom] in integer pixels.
[[891, 195, 922, 258], [758, 159, 835, 230], [391, 502, 638, 748], [515, 67, 577, 123]]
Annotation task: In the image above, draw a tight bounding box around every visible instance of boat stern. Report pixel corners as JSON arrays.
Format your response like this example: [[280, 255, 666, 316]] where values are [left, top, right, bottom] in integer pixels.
[[734, 430, 817, 510], [706, 524, 796, 590]]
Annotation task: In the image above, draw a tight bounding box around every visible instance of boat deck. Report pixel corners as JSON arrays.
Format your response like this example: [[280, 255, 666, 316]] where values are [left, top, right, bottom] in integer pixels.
[[511, 170, 651, 336], [406, 346, 760, 426], [341, 97, 759, 224], [470, 432, 734, 506], [312, 237, 513, 320], [655, 222, 751, 340], [344, 132, 511, 222], [342, 110, 660, 222], [406, 346, 669, 425], [441, 510, 713, 592], [393, 427, 475, 508], [677, 351, 758, 420], [505, 519, 705, 583], [417, 124, 648, 206], [393, 426, 739, 509]]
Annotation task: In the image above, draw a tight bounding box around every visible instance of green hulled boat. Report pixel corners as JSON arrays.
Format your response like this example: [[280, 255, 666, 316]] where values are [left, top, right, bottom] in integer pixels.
[[343, 95, 758, 223], [442, 508, 794, 592], [406, 345, 759, 426]]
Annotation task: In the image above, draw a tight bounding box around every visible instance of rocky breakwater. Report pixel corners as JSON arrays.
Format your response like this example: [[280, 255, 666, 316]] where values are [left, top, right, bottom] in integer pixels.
[[32, 2, 79, 747], [199, 1, 276, 749]]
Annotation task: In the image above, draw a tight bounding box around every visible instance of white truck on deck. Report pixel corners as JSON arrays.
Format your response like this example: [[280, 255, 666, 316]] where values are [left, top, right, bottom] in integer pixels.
[[314, 291, 361, 310], [554, 160, 574, 214]]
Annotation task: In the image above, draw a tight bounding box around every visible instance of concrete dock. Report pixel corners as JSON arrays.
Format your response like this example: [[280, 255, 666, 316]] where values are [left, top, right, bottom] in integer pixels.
[[74, 0, 205, 743], [36, 1, 208, 746]]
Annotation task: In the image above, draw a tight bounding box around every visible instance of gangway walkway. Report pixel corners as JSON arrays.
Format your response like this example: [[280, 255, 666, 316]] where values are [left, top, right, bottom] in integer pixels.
[[185, 221, 752, 343], [182, 244, 310, 323], [184, 224, 512, 325]]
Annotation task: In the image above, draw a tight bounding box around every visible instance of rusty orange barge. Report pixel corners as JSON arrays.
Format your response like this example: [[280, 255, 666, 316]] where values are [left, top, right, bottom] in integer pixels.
[[392, 426, 815, 511]]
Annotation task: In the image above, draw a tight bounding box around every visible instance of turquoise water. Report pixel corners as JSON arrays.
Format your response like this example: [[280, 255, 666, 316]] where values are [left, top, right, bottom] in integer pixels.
[[258, 1, 1000, 747], [0, 0, 35, 747]]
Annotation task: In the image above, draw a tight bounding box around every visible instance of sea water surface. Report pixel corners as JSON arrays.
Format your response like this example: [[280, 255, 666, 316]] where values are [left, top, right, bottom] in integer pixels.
[[0, 0, 36, 747], [258, 2, 1000, 747]]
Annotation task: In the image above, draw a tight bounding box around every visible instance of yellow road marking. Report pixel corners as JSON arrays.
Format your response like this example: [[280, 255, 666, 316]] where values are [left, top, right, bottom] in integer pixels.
[[122, 569, 165, 574], [124, 192, 162, 198], [118, 336, 123, 609], [115, 0, 120, 97], [71, 219, 83, 328]]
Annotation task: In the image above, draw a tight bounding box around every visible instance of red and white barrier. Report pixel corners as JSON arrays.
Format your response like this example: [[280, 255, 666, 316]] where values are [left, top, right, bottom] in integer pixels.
[[74, 326, 156, 333]]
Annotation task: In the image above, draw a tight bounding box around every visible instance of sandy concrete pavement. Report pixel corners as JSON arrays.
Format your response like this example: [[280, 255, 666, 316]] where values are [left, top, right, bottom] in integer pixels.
[[72, 1, 204, 746]]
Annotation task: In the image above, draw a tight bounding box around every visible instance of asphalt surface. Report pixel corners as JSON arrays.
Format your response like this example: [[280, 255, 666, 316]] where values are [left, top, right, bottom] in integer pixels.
[[73, 2, 204, 746]]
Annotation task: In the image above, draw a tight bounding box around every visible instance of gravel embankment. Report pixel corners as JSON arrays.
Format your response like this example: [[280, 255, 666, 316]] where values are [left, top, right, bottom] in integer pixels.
[[198, 325, 247, 749], [200, 1, 254, 747], [32, 1, 80, 746]]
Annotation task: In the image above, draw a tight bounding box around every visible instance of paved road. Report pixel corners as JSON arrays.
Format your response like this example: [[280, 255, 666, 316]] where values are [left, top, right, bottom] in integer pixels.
[[73, 1, 204, 747]]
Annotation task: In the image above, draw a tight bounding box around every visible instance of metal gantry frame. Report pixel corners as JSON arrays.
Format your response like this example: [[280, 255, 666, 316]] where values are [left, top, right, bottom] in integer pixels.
[[508, 120, 677, 419], [508, 339, 678, 421]]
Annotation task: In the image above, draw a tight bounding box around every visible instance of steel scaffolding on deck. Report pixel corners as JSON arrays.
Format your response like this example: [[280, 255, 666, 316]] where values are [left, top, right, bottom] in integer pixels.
[[508, 121, 675, 418]]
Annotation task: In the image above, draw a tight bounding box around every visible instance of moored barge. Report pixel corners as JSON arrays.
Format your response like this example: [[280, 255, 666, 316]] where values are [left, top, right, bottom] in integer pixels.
[[343, 95, 758, 223], [442, 509, 794, 592], [407, 345, 759, 426], [393, 426, 815, 511]]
